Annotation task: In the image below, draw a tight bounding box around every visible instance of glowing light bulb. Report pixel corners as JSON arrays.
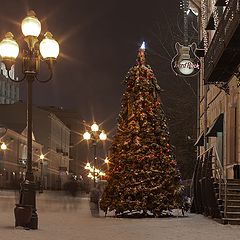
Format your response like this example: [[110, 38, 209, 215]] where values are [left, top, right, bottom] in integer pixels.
[[140, 41, 145, 50], [0, 142, 7, 150], [83, 131, 91, 140]]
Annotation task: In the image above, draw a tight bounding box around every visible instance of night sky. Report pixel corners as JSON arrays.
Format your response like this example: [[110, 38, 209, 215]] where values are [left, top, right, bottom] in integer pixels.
[[0, 0, 186, 136]]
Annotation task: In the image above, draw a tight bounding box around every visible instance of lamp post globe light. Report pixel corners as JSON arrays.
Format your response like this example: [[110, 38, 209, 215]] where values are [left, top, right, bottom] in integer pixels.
[[0, 10, 59, 229], [0, 142, 7, 151], [83, 122, 107, 187]]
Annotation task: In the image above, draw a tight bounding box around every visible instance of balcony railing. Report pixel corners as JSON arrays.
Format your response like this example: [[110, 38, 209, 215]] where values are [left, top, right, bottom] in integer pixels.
[[204, 0, 240, 83], [191, 146, 225, 218]]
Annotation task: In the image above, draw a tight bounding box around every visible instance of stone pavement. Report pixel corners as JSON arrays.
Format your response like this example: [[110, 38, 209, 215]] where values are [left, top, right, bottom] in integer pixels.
[[0, 190, 240, 240]]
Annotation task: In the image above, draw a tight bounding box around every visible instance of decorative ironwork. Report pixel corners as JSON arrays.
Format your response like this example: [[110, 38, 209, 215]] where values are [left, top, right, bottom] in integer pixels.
[[191, 147, 225, 218], [204, 0, 240, 83]]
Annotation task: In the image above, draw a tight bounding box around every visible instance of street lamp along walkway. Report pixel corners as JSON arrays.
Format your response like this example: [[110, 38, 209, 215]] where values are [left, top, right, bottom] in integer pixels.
[[0, 10, 59, 229], [0, 142, 7, 151], [83, 122, 107, 187], [39, 154, 45, 193]]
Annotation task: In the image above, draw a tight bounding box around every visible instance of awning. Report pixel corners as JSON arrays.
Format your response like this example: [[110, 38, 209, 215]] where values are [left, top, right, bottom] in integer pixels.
[[206, 113, 224, 137], [194, 131, 204, 146]]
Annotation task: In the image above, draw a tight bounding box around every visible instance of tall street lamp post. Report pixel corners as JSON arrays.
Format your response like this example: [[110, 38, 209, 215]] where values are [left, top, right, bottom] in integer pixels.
[[0, 142, 7, 188], [0, 10, 59, 229], [83, 123, 107, 187]]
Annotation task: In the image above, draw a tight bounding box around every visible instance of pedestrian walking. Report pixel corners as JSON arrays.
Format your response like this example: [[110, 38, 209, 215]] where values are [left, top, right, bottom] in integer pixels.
[[89, 185, 101, 217]]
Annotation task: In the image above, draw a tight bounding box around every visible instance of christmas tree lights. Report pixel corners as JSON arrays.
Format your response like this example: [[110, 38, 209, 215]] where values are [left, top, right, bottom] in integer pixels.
[[100, 43, 183, 217]]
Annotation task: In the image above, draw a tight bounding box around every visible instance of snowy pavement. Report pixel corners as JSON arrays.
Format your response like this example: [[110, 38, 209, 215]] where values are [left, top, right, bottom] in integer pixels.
[[0, 190, 240, 240]]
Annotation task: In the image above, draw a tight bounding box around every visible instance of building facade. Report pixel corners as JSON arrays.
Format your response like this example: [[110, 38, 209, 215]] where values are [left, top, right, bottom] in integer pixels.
[[46, 113, 71, 190], [0, 63, 19, 104], [0, 128, 42, 189], [0, 102, 71, 190], [191, 0, 240, 178], [40, 106, 88, 180]]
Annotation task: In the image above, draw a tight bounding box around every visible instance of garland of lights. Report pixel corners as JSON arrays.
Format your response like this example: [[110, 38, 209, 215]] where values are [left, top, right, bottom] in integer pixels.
[[212, 0, 220, 28], [200, 0, 209, 51]]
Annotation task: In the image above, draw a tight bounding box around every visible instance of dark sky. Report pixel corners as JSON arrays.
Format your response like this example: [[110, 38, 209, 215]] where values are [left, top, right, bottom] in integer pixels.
[[0, 0, 183, 135]]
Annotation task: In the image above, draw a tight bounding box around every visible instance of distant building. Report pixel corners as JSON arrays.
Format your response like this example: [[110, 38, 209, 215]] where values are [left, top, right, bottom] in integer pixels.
[[0, 102, 71, 190], [40, 106, 88, 179], [0, 63, 19, 104], [0, 127, 43, 189]]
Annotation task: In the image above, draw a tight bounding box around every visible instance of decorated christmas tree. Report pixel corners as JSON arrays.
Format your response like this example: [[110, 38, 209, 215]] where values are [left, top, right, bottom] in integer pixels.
[[100, 43, 183, 217]]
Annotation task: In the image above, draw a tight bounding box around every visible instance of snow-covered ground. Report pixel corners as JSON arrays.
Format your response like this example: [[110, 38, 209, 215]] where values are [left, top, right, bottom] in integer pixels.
[[0, 190, 240, 240]]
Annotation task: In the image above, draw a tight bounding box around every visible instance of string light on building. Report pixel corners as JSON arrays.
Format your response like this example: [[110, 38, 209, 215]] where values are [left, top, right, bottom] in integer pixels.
[[212, 0, 220, 28], [201, 0, 209, 51]]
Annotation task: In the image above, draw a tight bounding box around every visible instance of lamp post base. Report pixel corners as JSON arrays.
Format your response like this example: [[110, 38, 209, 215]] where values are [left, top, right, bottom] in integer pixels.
[[14, 179, 38, 229]]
